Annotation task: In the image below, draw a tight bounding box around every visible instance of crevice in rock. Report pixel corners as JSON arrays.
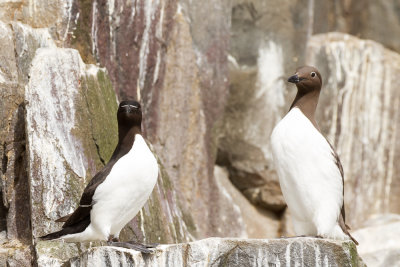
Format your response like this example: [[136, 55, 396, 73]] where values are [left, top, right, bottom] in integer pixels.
[[215, 148, 286, 216], [94, 139, 106, 165], [0, 190, 7, 232], [81, 78, 107, 166], [1, 142, 8, 175], [0, 142, 8, 232], [12, 103, 32, 245]]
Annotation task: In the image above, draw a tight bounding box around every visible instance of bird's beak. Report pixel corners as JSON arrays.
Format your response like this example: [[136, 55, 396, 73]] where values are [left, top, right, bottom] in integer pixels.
[[120, 105, 139, 113], [288, 74, 300, 84]]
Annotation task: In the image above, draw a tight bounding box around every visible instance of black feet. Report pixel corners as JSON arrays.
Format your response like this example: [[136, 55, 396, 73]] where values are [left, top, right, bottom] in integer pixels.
[[108, 241, 159, 254]]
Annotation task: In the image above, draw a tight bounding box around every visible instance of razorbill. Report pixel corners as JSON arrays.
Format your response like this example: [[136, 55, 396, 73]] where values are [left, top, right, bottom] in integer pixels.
[[270, 66, 358, 244], [41, 100, 159, 252]]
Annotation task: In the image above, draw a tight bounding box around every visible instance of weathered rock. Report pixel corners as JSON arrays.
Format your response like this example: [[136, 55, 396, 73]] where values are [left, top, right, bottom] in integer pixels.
[[0, 21, 25, 241], [213, 166, 280, 238], [306, 32, 400, 228], [352, 214, 400, 267], [24, 47, 118, 265], [313, 0, 400, 54], [0, 0, 71, 41], [25, 47, 117, 239], [0, 239, 32, 267], [0, 21, 61, 265], [69, 237, 364, 267]]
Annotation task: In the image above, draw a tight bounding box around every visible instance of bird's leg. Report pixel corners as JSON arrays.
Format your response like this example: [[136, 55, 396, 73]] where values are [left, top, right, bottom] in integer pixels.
[[107, 236, 118, 245], [106, 236, 156, 253], [126, 240, 159, 248]]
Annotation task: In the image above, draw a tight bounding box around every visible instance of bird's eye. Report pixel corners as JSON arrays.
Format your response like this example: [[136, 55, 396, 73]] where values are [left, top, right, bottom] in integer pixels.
[[311, 72, 316, 78]]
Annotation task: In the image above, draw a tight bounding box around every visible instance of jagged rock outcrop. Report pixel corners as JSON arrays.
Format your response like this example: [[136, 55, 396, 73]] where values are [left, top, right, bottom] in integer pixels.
[[69, 237, 364, 267]]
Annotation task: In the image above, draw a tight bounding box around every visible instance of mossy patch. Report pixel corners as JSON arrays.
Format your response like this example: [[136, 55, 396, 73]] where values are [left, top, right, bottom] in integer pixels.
[[83, 70, 118, 163], [342, 241, 366, 267], [71, 68, 118, 180], [70, 0, 96, 64]]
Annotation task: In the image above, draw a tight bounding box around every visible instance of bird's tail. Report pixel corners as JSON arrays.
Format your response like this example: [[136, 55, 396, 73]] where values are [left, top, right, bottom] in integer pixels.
[[39, 229, 66, 240], [40, 217, 91, 241], [346, 231, 359, 245]]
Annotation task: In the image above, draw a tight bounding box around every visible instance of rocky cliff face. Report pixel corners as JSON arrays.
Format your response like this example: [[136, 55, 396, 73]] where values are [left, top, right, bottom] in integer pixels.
[[1, 0, 399, 266]]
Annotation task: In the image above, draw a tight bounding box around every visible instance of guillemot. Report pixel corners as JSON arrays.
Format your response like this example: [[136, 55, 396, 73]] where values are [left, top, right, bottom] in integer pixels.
[[270, 66, 358, 245]]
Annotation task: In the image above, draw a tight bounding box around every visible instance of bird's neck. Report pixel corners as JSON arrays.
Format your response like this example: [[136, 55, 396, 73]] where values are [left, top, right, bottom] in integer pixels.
[[109, 125, 141, 162], [118, 125, 141, 144], [289, 89, 320, 130]]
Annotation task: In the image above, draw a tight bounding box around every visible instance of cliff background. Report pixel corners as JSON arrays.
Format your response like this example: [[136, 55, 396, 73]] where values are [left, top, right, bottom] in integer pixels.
[[0, 0, 399, 266]]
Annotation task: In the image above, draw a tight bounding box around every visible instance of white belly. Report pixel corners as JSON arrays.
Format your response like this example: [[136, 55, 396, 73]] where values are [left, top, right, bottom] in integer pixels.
[[88, 134, 158, 239], [271, 108, 344, 238]]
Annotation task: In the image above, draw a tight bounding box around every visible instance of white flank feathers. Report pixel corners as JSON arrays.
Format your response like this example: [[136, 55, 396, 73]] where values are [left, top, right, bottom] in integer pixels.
[[61, 134, 158, 242], [271, 107, 348, 240]]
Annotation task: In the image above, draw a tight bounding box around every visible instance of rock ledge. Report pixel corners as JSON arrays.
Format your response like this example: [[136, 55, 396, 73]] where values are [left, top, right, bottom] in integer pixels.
[[69, 237, 364, 267]]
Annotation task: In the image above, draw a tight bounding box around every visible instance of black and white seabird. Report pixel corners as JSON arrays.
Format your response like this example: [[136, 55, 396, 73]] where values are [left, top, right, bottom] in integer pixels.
[[270, 66, 358, 244], [41, 101, 159, 252]]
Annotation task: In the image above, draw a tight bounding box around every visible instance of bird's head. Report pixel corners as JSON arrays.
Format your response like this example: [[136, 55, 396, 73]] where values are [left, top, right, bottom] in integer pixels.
[[117, 100, 142, 127], [287, 66, 322, 93]]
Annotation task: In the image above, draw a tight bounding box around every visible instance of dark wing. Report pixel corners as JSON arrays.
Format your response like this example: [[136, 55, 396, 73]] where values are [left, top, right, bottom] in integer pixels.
[[62, 164, 114, 228], [55, 139, 134, 230], [40, 150, 124, 240], [327, 139, 358, 245]]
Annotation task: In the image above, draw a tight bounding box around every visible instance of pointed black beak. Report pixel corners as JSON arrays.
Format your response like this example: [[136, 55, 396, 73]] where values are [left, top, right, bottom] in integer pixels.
[[288, 74, 300, 84]]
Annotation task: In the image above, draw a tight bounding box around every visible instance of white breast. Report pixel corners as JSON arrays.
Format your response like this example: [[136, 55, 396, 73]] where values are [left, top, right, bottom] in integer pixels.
[[270, 108, 343, 236], [90, 134, 159, 238]]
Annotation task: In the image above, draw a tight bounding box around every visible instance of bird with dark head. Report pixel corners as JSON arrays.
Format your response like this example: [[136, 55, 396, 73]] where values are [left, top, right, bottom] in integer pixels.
[[117, 100, 142, 126], [40, 100, 159, 253], [271, 66, 358, 245], [287, 66, 322, 129]]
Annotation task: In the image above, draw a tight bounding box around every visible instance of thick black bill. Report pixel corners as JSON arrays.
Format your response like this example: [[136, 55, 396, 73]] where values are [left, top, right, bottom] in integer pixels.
[[288, 74, 300, 84], [119, 105, 140, 114]]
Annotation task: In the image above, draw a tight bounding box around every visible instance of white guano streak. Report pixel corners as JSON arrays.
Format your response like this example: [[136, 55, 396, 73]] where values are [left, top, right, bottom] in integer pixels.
[[138, 0, 160, 89], [91, 1, 98, 57], [62, 0, 74, 42], [152, 0, 164, 86], [255, 41, 285, 158]]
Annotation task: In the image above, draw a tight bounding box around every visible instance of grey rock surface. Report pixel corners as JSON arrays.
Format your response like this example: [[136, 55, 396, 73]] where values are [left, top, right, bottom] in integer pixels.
[[313, 0, 400, 54], [69, 237, 364, 267], [213, 166, 280, 238], [352, 214, 400, 267]]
